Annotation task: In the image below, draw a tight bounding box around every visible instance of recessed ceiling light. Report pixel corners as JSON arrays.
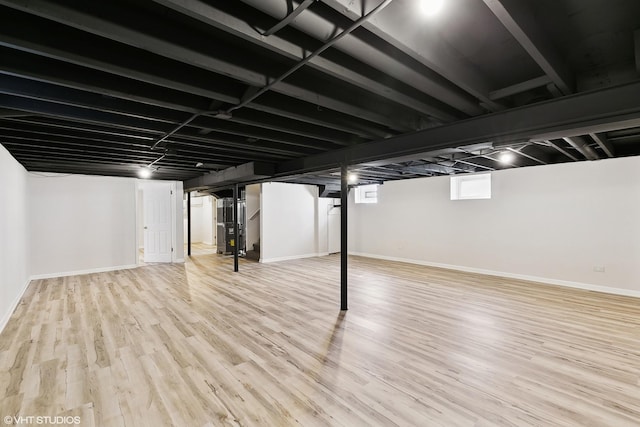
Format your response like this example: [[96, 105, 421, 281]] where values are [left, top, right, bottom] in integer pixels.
[[138, 167, 152, 179], [348, 173, 358, 183], [498, 151, 515, 164], [420, 0, 444, 16]]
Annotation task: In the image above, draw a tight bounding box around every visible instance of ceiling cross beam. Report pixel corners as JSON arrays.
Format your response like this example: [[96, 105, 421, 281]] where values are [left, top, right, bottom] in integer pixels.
[[319, 0, 502, 112], [149, 0, 457, 122], [239, 0, 485, 116], [589, 133, 614, 158], [271, 80, 640, 177], [0, 0, 415, 132], [482, 0, 574, 95], [562, 136, 599, 160]]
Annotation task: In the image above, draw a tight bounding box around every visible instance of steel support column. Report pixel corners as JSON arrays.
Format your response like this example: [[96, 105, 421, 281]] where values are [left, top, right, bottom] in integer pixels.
[[233, 183, 239, 272], [187, 191, 192, 256], [340, 164, 348, 311]]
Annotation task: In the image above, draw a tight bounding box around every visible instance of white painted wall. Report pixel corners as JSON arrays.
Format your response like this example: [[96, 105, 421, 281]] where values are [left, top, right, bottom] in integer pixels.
[[183, 195, 214, 245], [30, 175, 184, 277], [137, 188, 144, 248], [318, 197, 339, 255], [30, 174, 138, 277], [349, 156, 640, 296], [191, 203, 205, 243], [201, 196, 214, 245], [262, 182, 334, 262], [326, 202, 341, 254], [246, 184, 261, 253], [0, 145, 31, 332]]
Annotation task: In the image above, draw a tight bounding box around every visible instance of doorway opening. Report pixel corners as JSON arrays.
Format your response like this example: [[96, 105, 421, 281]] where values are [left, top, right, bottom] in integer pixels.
[[184, 194, 217, 256]]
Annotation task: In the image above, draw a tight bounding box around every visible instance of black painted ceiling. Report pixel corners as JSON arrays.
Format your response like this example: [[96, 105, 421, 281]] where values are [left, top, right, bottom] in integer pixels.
[[1, 0, 639, 190]]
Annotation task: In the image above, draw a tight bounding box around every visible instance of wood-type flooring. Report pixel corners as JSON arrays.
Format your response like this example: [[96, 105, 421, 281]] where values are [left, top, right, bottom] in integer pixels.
[[1, 253, 639, 426]]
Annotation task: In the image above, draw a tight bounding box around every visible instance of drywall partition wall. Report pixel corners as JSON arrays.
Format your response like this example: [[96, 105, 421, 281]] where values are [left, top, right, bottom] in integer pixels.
[[318, 197, 338, 255], [30, 174, 138, 277], [246, 184, 260, 254], [201, 196, 214, 245], [326, 201, 341, 254], [349, 156, 640, 296], [0, 145, 30, 332], [261, 182, 323, 262], [182, 196, 214, 245], [137, 188, 144, 248], [189, 198, 205, 243]]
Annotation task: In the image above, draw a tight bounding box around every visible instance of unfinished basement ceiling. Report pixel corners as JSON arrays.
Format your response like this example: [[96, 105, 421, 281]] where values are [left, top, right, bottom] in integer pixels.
[[0, 0, 639, 190]]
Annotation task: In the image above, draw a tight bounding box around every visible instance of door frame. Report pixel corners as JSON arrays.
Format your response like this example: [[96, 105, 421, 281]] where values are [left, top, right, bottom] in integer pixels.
[[136, 180, 178, 265]]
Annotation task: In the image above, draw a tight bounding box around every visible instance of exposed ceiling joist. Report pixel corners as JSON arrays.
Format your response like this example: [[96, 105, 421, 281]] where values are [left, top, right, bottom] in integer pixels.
[[562, 136, 599, 160], [0, 97, 314, 161], [0, 74, 344, 153], [320, 0, 502, 112], [482, 0, 574, 95], [0, 25, 388, 139], [506, 146, 547, 165], [150, 0, 458, 123], [1, 50, 359, 146], [489, 75, 551, 100], [452, 158, 495, 171], [1, 0, 640, 185], [0, 108, 29, 118], [274, 80, 640, 176], [0, 0, 417, 132], [238, 0, 484, 116], [635, 29, 640, 73], [589, 133, 614, 158]]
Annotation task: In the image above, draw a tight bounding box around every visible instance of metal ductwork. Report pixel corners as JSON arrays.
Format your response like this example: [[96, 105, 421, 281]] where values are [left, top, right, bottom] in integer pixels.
[[562, 136, 600, 160], [184, 161, 275, 191]]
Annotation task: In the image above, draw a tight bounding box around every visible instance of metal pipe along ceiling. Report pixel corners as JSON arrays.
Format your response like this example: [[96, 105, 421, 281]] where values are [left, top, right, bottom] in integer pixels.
[[227, 0, 395, 114], [262, 0, 316, 36], [152, 0, 394, 158], [238, 0, 482, 117], [562, 136, 600, 160]]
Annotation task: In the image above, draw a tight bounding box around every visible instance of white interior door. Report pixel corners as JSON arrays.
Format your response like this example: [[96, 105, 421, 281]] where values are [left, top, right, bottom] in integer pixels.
[[144, 185, 172, 263], [328, 206, 341, 254]]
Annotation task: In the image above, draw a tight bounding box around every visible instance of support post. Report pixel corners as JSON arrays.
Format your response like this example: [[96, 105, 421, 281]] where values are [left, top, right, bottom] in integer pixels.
[[187, 191, 191, 256], [233, 183, 239, 272], [340, 164, 348, 311]]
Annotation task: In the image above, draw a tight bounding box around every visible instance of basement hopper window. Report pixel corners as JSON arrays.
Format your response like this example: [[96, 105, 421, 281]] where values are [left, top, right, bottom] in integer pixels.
[[354, 184, 378, 204], [450, 173, 491, 200]]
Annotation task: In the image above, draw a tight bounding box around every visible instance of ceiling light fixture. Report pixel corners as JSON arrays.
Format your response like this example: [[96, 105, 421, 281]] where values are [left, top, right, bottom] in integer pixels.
[[138, 167, 153, 179], [348, 173, 358, 183], [498, 151, 515, 164], [420, 0, 444, 16]]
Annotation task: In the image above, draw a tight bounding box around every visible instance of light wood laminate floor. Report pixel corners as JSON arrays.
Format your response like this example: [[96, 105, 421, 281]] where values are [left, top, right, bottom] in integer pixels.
[[1, 254, 640, 426]]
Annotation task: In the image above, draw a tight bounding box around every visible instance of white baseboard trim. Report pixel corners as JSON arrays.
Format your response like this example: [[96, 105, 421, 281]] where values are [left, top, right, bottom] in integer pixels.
[[175, 258, 185, 263], [0, 277, 32, 335], [30, 264, 139, 280], [349, 252, 640, 299], [260, 253, 326, 263]]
